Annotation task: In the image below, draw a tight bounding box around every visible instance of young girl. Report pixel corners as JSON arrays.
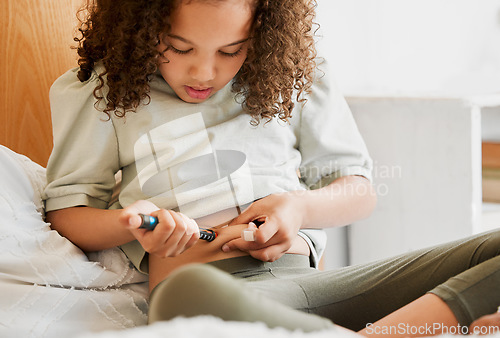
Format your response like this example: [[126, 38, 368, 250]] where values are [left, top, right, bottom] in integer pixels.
[[44, 0, 500, 336]]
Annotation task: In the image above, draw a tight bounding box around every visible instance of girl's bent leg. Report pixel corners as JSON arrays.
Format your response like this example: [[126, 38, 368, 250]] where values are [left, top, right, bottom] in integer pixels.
[[148, 230, 500, 333], [359, 247, 500, 338], [148, 264, 336, 332], [299, 229, 500, 331], [429, 253, 500, 326]]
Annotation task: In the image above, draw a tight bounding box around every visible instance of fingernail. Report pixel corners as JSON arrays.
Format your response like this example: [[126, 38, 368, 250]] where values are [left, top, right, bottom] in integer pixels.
[[222, 245, 230, 252]]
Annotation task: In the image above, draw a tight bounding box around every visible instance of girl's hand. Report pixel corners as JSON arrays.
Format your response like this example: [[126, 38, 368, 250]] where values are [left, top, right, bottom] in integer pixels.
[[222, 193, 305, 262], [119, 200, 200, 258]]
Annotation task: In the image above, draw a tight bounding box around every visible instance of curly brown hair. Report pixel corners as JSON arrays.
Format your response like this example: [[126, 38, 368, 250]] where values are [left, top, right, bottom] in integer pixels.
[[75, 0, 318, 123]]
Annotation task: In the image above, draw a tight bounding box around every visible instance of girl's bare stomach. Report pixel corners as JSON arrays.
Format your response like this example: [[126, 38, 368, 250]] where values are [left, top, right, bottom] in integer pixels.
[[148, 223, 310, 290]]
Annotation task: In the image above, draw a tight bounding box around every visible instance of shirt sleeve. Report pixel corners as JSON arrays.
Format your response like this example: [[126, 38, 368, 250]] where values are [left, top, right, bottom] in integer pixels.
[[298, 229, 327, 268], [297, 61, 373, 190], [43, 67, 120, 212]]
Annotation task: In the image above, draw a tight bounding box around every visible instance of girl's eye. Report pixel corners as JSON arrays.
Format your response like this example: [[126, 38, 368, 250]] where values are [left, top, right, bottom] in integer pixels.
[[169, 45, 192, 55], [219, 48, 243, 58], [166, 45, 243, 57]]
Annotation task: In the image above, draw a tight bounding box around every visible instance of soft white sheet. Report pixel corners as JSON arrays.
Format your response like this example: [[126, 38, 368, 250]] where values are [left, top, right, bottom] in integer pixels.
[[0, 146, 149, 337], [78, 316, 360, 338]]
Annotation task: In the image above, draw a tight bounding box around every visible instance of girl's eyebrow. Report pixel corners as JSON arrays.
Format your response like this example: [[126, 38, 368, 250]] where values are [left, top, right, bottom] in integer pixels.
[[167, 34, 250, 47], [223, 38, 250, 47]]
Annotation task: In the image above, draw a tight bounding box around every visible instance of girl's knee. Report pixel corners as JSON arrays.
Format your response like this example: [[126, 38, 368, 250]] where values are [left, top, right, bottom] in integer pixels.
[[148, 264, 242, 324], [475, 229, 500, 261]]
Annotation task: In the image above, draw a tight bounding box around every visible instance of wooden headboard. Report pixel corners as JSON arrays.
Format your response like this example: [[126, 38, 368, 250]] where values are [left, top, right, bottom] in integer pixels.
[[1, 0, 83, 166]]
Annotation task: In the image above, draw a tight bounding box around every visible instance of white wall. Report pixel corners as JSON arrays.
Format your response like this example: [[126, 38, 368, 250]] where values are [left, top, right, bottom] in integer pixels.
[[316, 0, 500, 97], [315, 1, 497, 269], [322, 97, 483, 269], [348, 97, 482, 265]]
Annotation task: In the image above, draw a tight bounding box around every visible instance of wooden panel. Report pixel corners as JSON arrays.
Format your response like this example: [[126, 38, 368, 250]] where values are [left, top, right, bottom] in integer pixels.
[[482, 142, 500, 202], [483, 176, 500, 203], [482, 142, 500, 168], [0, 0, 82, 166]]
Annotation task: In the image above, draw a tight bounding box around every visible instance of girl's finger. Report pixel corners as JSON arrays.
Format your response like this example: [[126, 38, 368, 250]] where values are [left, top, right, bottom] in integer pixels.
[[228, 208, 254, 225], [248, 243, 288, 262], [222, 238, 260, 253], [162, 210, 187, 243], [179, 213, 200, 237], [241, 222, 258, 241], [138, 210, 177, 254], [120, 212, 142, 229], [222, 229, 282, 253], [253, 219, 278, 244], [169, 214, 200, 255], [153, 209, 177, 234], [228, 200, 266, 226]]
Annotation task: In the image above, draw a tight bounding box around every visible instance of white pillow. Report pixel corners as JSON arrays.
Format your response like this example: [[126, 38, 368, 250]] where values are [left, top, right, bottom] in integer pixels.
[[0, 145, 148, 336], [0, 146, 47, 216]]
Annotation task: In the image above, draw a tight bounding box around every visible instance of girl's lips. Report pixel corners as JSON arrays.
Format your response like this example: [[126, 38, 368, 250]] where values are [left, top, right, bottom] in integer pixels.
[[184, 86, 213, 100]]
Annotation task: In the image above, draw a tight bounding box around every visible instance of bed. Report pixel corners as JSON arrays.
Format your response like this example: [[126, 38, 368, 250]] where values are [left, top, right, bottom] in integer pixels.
[[1, 1, 498, 337]]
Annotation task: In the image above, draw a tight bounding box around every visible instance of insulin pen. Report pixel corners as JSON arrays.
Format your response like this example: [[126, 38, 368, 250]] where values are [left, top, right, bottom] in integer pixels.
[[138, 214, 218, 242]]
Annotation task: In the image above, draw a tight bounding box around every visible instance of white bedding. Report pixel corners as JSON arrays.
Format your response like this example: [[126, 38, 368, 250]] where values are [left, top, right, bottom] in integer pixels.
[[0, 145, 149, 337], [0, 144, 498, 338]]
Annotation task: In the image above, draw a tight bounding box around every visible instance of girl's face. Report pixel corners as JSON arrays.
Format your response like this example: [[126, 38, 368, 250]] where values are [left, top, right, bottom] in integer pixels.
[[157, 0, 254, 103]]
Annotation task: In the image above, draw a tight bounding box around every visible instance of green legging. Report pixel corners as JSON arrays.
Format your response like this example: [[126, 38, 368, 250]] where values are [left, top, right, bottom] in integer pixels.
[[148, 229, 500, 332]]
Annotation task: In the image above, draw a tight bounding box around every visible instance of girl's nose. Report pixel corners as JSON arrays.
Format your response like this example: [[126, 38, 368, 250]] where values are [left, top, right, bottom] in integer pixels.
[[189, 57, 216, 82]]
